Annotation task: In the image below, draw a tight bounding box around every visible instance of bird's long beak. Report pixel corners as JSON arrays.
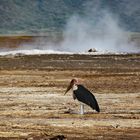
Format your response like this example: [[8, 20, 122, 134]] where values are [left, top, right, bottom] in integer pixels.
[[64, 83, 72, 95]]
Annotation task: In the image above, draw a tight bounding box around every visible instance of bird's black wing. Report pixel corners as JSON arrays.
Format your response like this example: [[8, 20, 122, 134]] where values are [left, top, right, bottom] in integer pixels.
[[74, 85, 100, 112]]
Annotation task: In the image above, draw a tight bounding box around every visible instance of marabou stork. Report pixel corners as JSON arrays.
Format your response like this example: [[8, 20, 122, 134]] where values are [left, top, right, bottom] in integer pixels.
[[65, 79, 100, 114]]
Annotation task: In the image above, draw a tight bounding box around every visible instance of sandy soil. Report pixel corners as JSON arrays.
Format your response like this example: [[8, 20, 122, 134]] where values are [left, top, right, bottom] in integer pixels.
[[0, 54, 140, 140]]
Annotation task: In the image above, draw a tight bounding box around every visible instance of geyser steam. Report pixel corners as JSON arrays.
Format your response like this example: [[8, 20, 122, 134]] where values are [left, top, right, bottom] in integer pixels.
[[34, 8, 140, 54], [0, 3, 139, 55], [59, 11, 139, 53]]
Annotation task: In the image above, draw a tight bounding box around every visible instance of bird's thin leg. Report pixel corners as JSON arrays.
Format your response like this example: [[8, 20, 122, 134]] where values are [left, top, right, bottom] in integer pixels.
[[80, 104, 84, 115]]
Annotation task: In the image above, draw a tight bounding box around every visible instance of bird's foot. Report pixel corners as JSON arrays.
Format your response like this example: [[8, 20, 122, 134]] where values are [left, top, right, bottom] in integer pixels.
[[80, 112, 84, 115]]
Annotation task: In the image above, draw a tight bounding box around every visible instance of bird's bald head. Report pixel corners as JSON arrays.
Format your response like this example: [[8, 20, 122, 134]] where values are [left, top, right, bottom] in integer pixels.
[[64, 78, 78, 95], [70, 78, 78, 85]]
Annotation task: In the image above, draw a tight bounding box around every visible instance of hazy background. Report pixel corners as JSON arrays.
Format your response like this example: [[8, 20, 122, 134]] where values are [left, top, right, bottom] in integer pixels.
[[0, 0, 140, 54], [0, 0, 140, 34]]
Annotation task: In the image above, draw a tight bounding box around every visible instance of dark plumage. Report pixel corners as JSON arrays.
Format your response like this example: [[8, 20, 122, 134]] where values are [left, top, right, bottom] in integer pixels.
[[73, 85, 100, 112]]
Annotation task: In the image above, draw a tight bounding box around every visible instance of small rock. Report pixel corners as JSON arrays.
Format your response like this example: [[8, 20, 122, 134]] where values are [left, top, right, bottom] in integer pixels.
[[49, 135, 66, 140], [88, 48, 97, 52], [64, 108, 72, 114]]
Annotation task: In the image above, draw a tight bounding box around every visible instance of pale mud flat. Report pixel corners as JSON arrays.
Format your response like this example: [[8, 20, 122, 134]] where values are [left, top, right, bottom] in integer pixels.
[[0, 54, 140, 140]]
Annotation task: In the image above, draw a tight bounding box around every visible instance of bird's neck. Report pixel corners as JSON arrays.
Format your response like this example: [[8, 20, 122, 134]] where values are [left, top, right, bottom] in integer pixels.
[[73, 84, 78, 91]]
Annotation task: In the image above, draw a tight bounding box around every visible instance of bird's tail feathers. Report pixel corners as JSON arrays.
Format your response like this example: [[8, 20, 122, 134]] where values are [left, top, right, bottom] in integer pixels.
[[90, 100, 100, 112]]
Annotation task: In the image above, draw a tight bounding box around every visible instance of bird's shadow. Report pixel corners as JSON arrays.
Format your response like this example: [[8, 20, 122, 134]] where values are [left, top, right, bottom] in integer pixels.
[[64, 109, 97, 115]]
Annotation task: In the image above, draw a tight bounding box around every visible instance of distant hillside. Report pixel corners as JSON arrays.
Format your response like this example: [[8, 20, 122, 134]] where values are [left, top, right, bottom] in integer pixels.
[[0, 0, 139, 35]]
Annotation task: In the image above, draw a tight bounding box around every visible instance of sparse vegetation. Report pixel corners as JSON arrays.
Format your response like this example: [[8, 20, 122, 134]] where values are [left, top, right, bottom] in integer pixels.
[[0, 54, 139, 139]]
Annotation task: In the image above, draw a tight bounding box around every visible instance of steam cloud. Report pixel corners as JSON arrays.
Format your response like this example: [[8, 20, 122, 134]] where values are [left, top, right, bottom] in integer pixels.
[[0, 3, 140, 55], [41, 7, 140, 54], [59, 11, 139, 53]]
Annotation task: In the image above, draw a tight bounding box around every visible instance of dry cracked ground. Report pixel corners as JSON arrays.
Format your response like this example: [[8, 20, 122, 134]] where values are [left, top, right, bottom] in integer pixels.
[[0, 54, 139, 140]]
